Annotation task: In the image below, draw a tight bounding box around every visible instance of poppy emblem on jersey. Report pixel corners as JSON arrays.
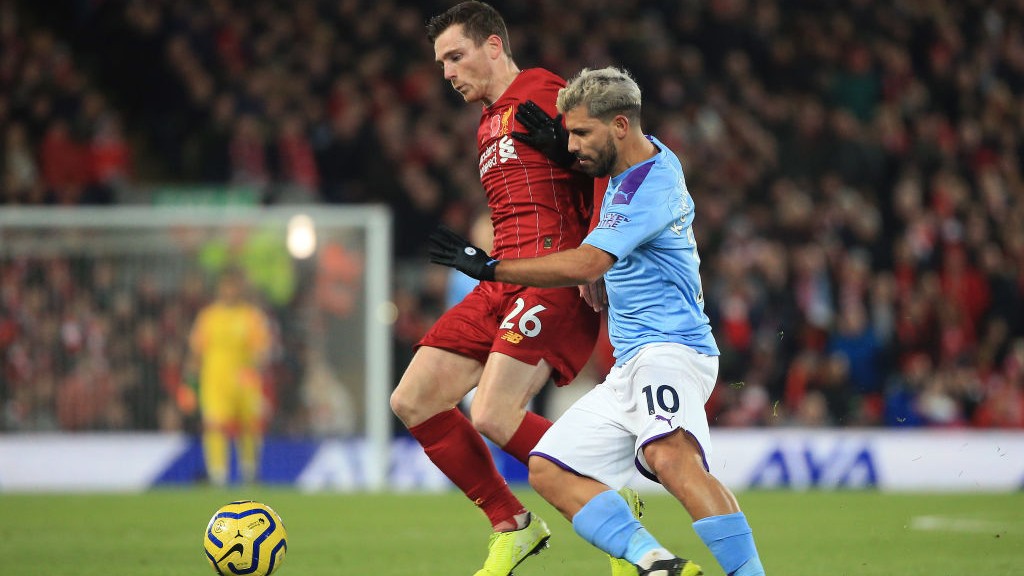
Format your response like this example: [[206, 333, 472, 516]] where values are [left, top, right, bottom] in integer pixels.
[[500, 330, 524, 344], [489, 114, 502, 137]]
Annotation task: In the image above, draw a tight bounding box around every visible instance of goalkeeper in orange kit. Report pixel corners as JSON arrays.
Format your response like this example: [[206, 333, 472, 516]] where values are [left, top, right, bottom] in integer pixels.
[[188, 268, 271, 485]]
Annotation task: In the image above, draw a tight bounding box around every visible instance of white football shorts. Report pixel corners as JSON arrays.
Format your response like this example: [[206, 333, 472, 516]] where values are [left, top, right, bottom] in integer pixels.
[[531, 342, 718, 489]]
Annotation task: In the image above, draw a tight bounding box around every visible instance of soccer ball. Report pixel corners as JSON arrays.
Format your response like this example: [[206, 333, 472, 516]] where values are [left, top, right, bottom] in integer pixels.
[[204, 500, 288, 576]]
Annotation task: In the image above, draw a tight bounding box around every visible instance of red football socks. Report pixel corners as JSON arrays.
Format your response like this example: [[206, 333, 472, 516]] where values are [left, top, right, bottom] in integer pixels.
[[502, 411, 552, 465], [409, 408, 525, 529]]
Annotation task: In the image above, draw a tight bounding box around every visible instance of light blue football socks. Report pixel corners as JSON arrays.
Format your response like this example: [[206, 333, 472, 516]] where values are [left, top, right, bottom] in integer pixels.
[[573, 490, 766, 575], [692, 512, 765, 575], [572, 489, 668, 564]]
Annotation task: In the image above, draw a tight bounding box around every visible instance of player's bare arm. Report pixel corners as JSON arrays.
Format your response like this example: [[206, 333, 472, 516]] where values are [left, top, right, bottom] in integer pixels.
[[493, 245, 613, 287], [429, 225, 614, 287]]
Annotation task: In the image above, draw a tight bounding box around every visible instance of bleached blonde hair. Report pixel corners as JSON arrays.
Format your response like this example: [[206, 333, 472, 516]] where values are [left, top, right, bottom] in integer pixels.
[[556, 67, 642, 121]]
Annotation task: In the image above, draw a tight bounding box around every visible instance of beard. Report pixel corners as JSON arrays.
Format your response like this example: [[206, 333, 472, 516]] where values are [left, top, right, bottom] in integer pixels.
[[578, 136, 617, 178]]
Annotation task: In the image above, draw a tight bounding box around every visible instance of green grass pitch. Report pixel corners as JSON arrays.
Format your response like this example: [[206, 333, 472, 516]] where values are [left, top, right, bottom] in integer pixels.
[[1, 488, 1021, 575]]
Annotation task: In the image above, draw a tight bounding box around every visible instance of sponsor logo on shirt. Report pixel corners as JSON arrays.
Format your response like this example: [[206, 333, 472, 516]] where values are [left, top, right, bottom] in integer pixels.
[[498, 135, 518, 163], [612, 161, 654, 205], [500, 330, 524, 344], [479, 135, 519, 177], [612, 189, 638, 205], [597, 212, 630, 229], [479, 141, 497, 177]]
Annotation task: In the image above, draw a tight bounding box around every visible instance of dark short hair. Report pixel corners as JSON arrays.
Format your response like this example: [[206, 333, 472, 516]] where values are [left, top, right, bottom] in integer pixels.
[[426, 1, 512, 57]]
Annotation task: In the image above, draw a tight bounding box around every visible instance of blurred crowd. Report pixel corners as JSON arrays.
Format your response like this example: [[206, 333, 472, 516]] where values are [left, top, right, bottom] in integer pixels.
[[0, 257, 204, 431], [0, 252, 317, 434], [1, 0, 1023, 430], [0, 1, 130, 204]]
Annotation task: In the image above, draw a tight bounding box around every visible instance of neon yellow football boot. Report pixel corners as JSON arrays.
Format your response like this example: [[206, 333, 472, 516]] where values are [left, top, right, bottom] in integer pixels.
[[472, 512, 550, 576], [609, 487, 645, 576]]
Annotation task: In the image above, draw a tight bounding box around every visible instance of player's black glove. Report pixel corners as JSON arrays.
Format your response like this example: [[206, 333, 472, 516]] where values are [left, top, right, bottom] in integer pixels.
[[428, 226, 499, 281], [511, 100, 575, 167]]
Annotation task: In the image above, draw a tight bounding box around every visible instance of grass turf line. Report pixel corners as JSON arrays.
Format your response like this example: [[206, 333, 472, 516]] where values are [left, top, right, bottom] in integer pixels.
[[0, 489, 1021, 575]]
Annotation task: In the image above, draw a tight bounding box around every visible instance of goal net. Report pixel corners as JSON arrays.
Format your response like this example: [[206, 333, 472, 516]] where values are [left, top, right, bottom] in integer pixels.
[[0, 206, 393, 487]]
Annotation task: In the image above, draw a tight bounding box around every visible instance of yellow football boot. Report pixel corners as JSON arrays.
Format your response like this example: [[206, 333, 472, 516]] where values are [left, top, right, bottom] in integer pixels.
[[472, 513, 550, 576], [609, 487, 645, 576]]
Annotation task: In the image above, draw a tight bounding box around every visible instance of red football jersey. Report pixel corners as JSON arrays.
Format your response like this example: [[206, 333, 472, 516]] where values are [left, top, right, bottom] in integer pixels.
[[476, 68, 593, 259]]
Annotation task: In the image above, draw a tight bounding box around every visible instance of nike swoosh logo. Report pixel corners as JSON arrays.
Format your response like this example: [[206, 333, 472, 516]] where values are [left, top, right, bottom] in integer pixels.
[[217, 542, 245, 563]]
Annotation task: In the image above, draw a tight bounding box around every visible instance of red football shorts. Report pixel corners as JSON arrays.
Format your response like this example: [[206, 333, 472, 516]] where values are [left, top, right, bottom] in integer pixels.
[[418, 282, 600, 386]]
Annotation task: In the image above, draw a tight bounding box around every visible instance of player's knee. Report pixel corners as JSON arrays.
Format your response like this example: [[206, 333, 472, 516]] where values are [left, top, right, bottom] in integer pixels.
[[527, 455, 558, 498], [391, 380, 450, 427], [389, 386, 415, 421], [645, 429, 707, 479], [468, 401, 501, 440]]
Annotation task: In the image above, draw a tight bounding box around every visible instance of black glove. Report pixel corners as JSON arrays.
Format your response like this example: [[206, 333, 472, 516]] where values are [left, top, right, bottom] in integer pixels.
[[428, 226, 499, 281], [511, 100, 575, 167]]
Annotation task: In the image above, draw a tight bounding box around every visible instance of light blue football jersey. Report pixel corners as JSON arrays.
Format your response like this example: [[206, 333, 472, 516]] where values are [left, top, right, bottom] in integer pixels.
[[583, 135, 719, 364]]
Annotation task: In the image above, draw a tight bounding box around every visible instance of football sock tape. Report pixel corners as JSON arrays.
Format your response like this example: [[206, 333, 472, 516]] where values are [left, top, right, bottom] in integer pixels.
[[573, 489, 661, 563], [692, 511, 765, 576]]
